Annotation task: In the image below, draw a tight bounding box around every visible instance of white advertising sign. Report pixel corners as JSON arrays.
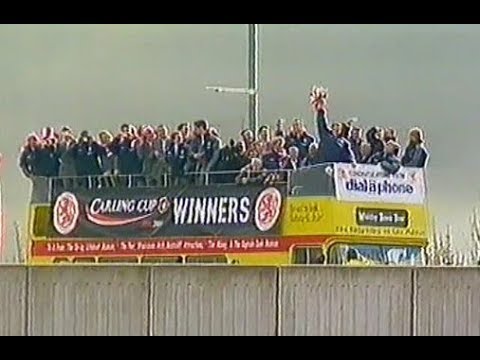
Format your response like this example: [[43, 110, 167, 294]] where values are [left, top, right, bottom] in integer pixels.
[[334, 163, 426, 205]]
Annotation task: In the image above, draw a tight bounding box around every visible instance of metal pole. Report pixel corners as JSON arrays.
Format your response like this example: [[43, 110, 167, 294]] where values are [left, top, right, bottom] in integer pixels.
[[248, 24, 259, 138], [13, 221, 22, 264]]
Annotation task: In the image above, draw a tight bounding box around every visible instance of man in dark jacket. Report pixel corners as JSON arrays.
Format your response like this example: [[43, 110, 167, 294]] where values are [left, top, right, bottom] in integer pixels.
[[20, 133, 60, 179], [43, 136, 61, 178], [166, 131, 188, 186], [349, 127, 364, 163], [231, 141, 250, 170], [286, 119, 315, 161], [310, 86, 355, 164], [262, 137, 287, 171], [186, 119, 221, 185], [177, 123, 193, 146], [111, 131, 141, 187], [58, 130, 78, 189], [366, 127, 384, 159], [97, 130, 115, 187], [72, 132, 105, 188], [215, 139, 239, 184]]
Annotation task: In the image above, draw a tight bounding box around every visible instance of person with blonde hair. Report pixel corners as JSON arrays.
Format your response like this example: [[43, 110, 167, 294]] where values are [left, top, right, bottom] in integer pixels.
[[401, 127, 429, 168], [236, 157, 266, 185]]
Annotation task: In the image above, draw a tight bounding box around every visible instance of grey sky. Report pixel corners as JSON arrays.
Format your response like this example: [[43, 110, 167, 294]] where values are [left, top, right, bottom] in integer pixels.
[[0, 24, 477, 261]]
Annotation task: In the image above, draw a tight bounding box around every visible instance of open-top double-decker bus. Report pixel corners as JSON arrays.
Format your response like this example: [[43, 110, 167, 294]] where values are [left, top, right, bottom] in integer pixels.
[[27, 162, 429, 266]]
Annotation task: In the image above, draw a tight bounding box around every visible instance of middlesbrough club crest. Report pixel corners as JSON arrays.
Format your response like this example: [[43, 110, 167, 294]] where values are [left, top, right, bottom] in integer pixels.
[[254, 187, 282, 232], [53, 192, 80, 235]]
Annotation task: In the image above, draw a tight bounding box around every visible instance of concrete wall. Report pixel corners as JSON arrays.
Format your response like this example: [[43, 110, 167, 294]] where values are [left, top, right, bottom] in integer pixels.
[[415, 268, 480, 336], [151, 267, 277, 336], [280, 267, 413, 336], [0, 266, 479, 336], [28, 267, 149, 336], [0, 266, 26, 336]]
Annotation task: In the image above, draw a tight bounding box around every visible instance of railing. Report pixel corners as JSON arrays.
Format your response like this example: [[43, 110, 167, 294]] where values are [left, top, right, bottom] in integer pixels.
[[27, 162, 426, 205], [50, 174, 171, 191], [184, 169, 291, 186], [28, 169, 294, 204], [48, 169, 290, 189]]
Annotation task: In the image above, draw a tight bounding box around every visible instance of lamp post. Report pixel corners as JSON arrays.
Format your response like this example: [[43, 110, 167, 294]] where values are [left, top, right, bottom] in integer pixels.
[[206, 24, 260, 137], [247, 24, 259, 137]]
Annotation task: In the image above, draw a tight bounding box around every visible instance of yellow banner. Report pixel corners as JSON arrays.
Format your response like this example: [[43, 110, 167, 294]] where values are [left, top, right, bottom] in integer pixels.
[[282, 198, 335, 236], [282, 197, 429, 241]]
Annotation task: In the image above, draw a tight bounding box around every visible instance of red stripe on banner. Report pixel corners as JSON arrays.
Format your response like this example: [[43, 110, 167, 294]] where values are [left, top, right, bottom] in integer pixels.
[[31, 236, 331, 258], [85, 211, 152, 227]]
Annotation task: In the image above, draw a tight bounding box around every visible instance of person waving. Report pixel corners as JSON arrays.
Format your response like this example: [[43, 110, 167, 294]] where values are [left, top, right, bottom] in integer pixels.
[[310, 86, 355, 164]]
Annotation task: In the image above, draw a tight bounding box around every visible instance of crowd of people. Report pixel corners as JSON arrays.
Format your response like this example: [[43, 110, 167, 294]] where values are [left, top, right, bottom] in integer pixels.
[[19, 86, 429, 189]]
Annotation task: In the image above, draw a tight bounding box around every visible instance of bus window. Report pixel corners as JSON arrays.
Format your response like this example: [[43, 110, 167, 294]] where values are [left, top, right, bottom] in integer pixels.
[[327, 244, 380, 266], [141, 256, 183, 264], [327, 244, 424, 266], [98, 257, 138, 264], [72, 258, 96, 264], [292, 248, 307, 264], [53, 257, 71, 264], [292, 247, 326, 265], [327, 246, 344, 265], [186, 256, 228, 264]]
